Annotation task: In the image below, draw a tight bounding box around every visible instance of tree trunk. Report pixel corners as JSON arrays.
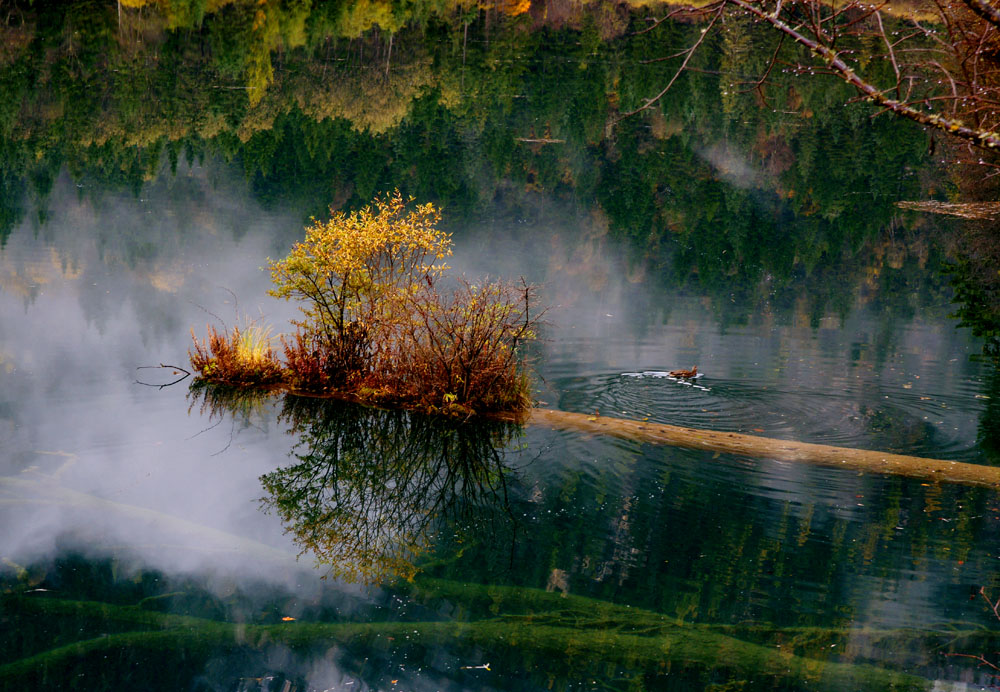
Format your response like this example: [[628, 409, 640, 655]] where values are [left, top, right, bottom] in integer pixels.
[[527, 408, 1000, 489]]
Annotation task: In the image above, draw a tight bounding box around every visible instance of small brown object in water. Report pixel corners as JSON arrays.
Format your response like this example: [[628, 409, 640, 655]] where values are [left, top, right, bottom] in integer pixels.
[[668, 365, 697, 379]]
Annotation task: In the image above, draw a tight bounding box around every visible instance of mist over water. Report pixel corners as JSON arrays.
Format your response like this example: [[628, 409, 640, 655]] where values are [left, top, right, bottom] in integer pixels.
[[0, 162, 307, 583], [0, 155, 992, 596]]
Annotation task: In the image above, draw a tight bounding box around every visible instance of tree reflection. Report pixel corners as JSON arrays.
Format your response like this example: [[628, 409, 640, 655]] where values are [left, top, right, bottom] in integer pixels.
[[2, 0, 951, 329], [258, 396, 520, 583]]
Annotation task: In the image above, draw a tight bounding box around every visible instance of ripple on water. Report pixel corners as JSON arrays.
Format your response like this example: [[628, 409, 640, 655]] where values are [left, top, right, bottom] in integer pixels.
[[549, 366, 987, 462]]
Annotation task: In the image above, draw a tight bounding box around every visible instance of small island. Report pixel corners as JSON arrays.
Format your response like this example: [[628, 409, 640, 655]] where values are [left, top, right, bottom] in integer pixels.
[[189, 191, 540, 419]]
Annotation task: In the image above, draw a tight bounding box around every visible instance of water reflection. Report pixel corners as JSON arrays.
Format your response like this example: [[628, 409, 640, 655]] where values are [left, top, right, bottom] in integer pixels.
[[4, 1, 1000, 688], [191, 385, 520, 583]]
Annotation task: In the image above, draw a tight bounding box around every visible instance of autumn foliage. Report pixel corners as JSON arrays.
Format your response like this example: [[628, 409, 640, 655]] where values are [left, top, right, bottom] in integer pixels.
[[391, 278, 537, 415], [189, 321, 285, 386], [190, 191, 539, 417], [268, 190, 451, 379]]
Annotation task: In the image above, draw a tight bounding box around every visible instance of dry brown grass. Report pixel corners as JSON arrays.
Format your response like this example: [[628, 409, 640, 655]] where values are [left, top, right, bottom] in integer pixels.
[[189, 322, 284, 386]]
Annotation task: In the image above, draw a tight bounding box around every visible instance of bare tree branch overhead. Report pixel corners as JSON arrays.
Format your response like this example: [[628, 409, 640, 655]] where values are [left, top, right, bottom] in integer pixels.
[[631, 0, 1000, 150]]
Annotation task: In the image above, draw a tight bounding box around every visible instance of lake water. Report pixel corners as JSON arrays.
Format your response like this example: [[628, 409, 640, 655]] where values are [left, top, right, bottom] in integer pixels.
[[2, 3, 1000, 691]]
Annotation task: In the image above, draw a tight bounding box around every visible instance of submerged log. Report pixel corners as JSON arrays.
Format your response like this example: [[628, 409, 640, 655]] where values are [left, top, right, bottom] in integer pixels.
[[528, 408, 1000, 489], [1, 590, 938, 691]]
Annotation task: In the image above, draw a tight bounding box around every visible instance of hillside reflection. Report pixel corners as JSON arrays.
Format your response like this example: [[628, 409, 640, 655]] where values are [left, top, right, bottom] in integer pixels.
[[1, 0, 956, 331], [190, 385, 520, 582]]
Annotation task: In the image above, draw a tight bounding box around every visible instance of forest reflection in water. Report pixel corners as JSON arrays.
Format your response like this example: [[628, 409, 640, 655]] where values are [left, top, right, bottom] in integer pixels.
[[5, 0, 1000, 688], [187, 380, 1000, 636], [8, 383, 1000, 690], [191, 384, 521, 584]]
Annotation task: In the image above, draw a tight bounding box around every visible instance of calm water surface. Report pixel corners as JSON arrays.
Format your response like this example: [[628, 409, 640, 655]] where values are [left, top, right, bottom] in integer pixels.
[[2, 6, 1000, 690], [1, 162, 997, 691]]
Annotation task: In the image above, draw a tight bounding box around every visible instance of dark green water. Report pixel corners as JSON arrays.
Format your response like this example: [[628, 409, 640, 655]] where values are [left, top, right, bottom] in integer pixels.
[[2, 1, 999, 690]]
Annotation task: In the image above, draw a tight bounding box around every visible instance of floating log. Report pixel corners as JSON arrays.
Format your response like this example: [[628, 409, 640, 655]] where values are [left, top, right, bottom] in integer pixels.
[[188, 383, 1000, 489], [527, 408, 1000, 489], [896, 199, 1000, 221]]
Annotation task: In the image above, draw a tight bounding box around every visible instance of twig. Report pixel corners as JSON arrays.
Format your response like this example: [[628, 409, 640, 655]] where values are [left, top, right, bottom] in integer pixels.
[[875, 12, 901, 99], [220, 285, 240, 318], [980, 586, 1000, 621], [189, 300, 229, 333], [613, 3, 725, 126], [737, 34, 785, 101], [627, 7, 703, 37], [722, 0, 1000, 149], [186, 417, 223, 440], [944, 652, 1000, 672], [137, 363, 191, 375], [135, 364, 192, 389]]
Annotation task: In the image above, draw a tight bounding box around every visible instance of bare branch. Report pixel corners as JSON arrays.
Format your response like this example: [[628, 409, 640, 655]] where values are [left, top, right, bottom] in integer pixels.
[[737, 33, 785, 100], [615, 4, 725, 124], [980, 585, 1000, 621], [964, 0, 1000, 28], [723, 0, 1000, 149], [875, 12, 902, 98], [944, 652, 1000, 672], [628, 7, 701, 37], [135, 364, 192, 389]]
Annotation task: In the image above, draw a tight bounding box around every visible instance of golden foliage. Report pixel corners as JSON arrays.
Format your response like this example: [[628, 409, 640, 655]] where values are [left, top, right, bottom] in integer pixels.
[[338, 0, 402, 38], [268, 189, 451, 369], [498, 0, 531, 16]]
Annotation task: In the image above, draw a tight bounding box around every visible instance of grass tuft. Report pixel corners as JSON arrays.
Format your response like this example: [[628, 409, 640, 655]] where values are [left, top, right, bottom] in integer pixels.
[[189, 320, 284, 386]]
